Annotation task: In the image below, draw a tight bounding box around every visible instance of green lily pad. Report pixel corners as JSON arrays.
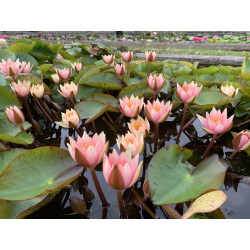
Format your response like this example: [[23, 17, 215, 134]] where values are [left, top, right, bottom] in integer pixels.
[[148, 144, 227, 205], [173, 66, 192, 77], [86, 93, 118, 107], [75, 84, 103, 100], [0, 50, 16, 61], [241, 56, 250, 73], [132, 61, 163, 74], [124, 75, 142, 86], [174, 75, 193, 83], [0, 86, 21, 110], [0, 147, 83, 200], [76, 67, 101, 84], [7, 42, 37, 54], [191, 90, 232, 109], [36, 64, 54, 74], [75, 100, 118, 124], [15, 53, 39, 68], [182, 190, 227, 219], [192, 66, 218, 75], [0, 193, 56, 219], [83, 72, 123, 90]]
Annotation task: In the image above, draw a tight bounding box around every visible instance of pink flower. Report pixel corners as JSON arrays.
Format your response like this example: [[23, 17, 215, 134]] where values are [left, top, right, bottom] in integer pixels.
[[51, 74, 61, 84], [128, 116, 150, 138], [121, 51, 133, 63], [56, 109, 80, 128], [102, 55, 115, 66], [213, 35, 219, 39], [71, 62, 83, 72], [16, 35, 22, 38], [2, 35, 8, 39], [119, 95, 144, 118], [152, 32, 157, 36], [120, 37, 127, 41], [176, 81, 203, 103], [56, 53, 64, 60], [115, 64, 125, 76], [202, 36, 208, 40], [145, 99, 172, 124], [147, 74, 165, 91], [67, 131, 109, 169], [197, 37, 203, 42], [232, 130, 250, 151], [0, 38, 7, 45], [49, 34, 53, 37], [247, 37, 250, 40], [5, 106, 25, 127], [221, 85, 239, 97], [127, 39, 133, 42], [192, 37, 198, 42], [145, 51, 157, 63], [56, 68, 71, 82], [58, 82, 78, 99], [176, 38, 180, 41], [117, 132, 144, 157], [30, 84, 45, 98], [197, 107, 234, 135], [0, 59, 33, 76], [103, 149, 142, 190], [11, 80, 31, 97], [82, 37, 86, 40]]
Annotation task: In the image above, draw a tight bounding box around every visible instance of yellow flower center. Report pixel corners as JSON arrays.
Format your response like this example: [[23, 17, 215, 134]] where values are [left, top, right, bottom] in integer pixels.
[[211, 117, 220, 123], [82, 142, 95, 149], [127, 101, 136, 108], [151, 105, 161, 112], [133, 121, 143, 130]]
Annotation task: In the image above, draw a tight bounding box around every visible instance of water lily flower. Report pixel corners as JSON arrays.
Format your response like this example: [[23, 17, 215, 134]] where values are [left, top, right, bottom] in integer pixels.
[[213, 35, 219, 39], [11, 80, 31, 97], [117, 132, 144, 157], [145, 99, 172, 124], [0, 38, 7, 45], [147, 74, 165, 91], [49, 34, 53, 37], [121, 51, 133, 63], [56, 68, 71, 82], [145, 51, 157, 63], [51, 74, 61, 84], [221, 85, 239, 97], [16, 35, 22, 38], [197, 107, 234, 135], [128, 116, 150, 138], [0, 58, 33, 76], [30, 84, 45, 99], [56, 53, 63, 60], [102, 55, 115, 66], [56, 109, 80, 128], [58, 82, 78, 99], [202, 36, 208, 40], [119, 95, 144, 118], [232, 130, 250, 151], [71, 62, 83, 72], [152, 32, 157, 36], [2, 35, 8, 39], [67, 131, 109, 169], [120, 37, 127, 41], [5, 106, 25, 127], [115, 64, 125, 76], [247, 37, 250, 40], [176, 81, 203, 104], [103, 149, 142, 190]]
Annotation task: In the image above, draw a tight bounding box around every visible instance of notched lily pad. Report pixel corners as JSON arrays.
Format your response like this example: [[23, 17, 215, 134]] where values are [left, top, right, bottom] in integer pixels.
[[148, 144, 227, 205]]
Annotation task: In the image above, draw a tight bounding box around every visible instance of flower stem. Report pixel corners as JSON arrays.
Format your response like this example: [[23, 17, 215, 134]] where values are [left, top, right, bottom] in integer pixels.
[[202, 134, 217, 158], [19, 125, 26, 133], [176, 103, 188, 142], [92, 120, 97, 133], [75, 127, 83, 137], [90, 169, 109, 207], [154, 123, 159, 154], [147, 62, 151, 76], [183, 109, 205, 131], [229, 148, 238, 159], [34, 98, 53, 122], [69, 97, 75, 107], [126, 63, 129, 74], [153, 92, 157, 101], [116, 190, 126, 218]]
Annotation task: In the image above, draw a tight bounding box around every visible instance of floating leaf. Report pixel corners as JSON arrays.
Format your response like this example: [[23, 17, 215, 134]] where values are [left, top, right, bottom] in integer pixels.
[[7, 41, 37, 54], [173, 66, 192, 77], [0, 50, 16, 61], [124, 75, 142, 86], [86, 93, 118, 107], [192, 66, 218, 75], [148, 144, 227, 205], [75, 84, 103, 99], [0, 86, 21, 110], [0, 147, 83, 200], [182, 190, 227, 219], [15, 53, 39, 68], [241, 56, 250, 73]]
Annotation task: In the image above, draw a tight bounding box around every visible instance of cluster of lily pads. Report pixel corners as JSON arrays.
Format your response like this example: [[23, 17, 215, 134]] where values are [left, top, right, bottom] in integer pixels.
[[0, 38, 249, 219]]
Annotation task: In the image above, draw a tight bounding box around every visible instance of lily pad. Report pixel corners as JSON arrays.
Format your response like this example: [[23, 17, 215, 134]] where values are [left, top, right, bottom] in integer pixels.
[[124, 75, 142, 86], [192, 66, 218, 75], [86, 93, 118, 107], [182, 190, 227, 219], [173, 66, 192, 77], [0, 50, 16, 61], [75, 100, 118, 124], [148, 144, 227, 205], [0, 86, 21, 110], [15, 53, 39, 68], [75, 84, 103, 100], [0, 147, 83, 200]]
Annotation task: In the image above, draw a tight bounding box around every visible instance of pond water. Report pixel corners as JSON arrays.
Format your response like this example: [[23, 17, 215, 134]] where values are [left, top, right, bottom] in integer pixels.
[[26, 107, 250, 219]]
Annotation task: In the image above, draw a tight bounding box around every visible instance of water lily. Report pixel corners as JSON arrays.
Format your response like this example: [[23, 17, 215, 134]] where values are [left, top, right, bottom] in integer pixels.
[[102, 55, 115, 66], [128, 116, 150, 138], [56, 68, 71, 82], [5, 106, 25, 130], [121, 51, 133, 63], [119, 95, 144, 118], [0, 38, 7, 45], [147, 74, 165, 92], [30, 84, 45, 99], [56, 53, 63, 60], [221, 85, 239, 97], [51, 74, 61, 84], [56, 109, 80, 128], [11, 80, 31, 97], [230, 130, 250, 158], [58, 82, 78, 99], [145, 51, 157, 63], [71, 62, 83, 72], [115, 64, 125, 76]]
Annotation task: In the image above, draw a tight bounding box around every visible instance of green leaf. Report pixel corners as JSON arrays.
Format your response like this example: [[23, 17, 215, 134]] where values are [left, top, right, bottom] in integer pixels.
[[76, 67, 101, 84], [0, 147, 83, 200], [0, 86, 21, 110], [59, 50, 76, 63], [0, 50, 16, 61], [86, 93, 118, 107], [173, 66, 192, 77], [36, 64, 54, 74], [0, 193, 56, 219], [75, 100, 118, 123], [241, 56, 250, 73], [0, 74, 8, 87], [192, 66, 218, 75], [78, 55, 98, 65], [191, 90, 232, 109], [174, 75, 193, 83], [83, 72, 123, 90], [182, 190, 227, 219], [148, 144, 227, 205], [124, 75, 142, 86], [15, 53, 39, 68], [7, 42, 37, 54], [132, 61, 163, 74], [75, 84, 103, 99]]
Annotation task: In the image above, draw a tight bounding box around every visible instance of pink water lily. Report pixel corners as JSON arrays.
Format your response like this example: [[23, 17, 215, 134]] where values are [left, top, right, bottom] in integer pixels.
[[221, 85, 239, 97], [145, 99, 172, 124], [71, 62, 83, 72], [30, 84, 45, 98], [145, 51, 157, 63], [147, 74, 165, 91], [56, 53, 63, 60], [0, 38, 7, 45], [55, 109, 80, 128], [197, 107, 234, 135], [176, 81, 203, 103], [202, 36, 208, 40], [51, 74, 61, 84], [103, 149, 142, 190], [117, 132, 144, 157], [128, 116, 150, 138], [67, 131, 109, 169], [58, 82, 78, 99], [121, 52, 133, 63], [102, 55, 115, 66], [115, 64, 125, 76], [119, 95, 144, 118], [11, 80, 31, 97], [56, 68, 71, 82], [232, 130, 250, 151], [5, 106, 25, 127]]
